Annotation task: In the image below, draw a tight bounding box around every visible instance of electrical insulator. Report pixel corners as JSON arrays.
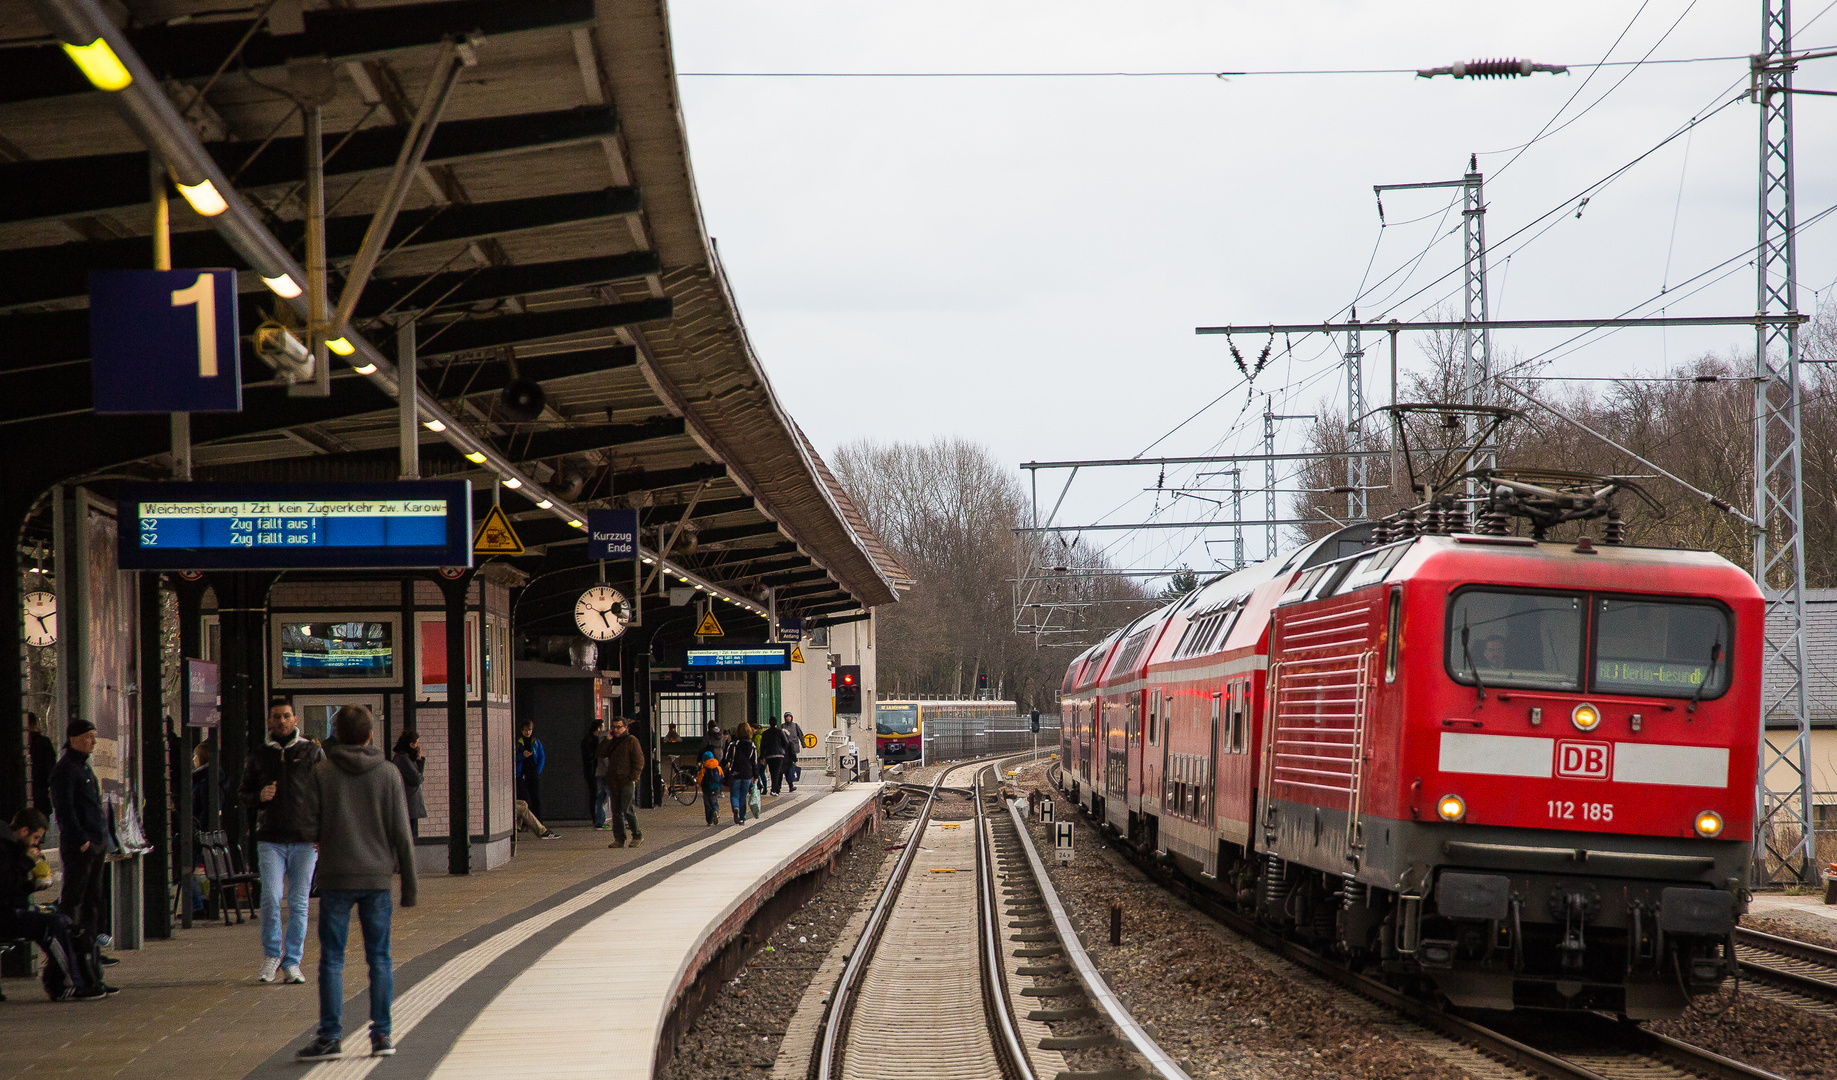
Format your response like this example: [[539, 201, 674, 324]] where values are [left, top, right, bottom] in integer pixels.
[[1416, 58, 1569, 80]]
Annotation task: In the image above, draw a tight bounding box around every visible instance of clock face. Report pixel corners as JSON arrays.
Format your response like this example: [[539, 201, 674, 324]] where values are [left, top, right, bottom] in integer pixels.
[[574, 585, 631, 642], [22, 590, 55, 648]]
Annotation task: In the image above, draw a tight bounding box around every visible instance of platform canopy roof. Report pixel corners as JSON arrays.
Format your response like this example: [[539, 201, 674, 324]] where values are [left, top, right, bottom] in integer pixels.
[[0, 0, 905, 622]]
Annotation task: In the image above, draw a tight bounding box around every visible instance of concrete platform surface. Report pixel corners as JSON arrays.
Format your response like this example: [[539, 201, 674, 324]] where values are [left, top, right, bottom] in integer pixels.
[[0, 784, 878, 1080]]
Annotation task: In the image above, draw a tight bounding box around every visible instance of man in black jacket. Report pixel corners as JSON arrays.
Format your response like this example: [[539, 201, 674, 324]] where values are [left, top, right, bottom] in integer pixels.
[[580, 719, 608, 830], [2, 808, 104, 1000], [239, 701, 325, 985], [761, 717, 791, 796], [48, 719, 109, 962]]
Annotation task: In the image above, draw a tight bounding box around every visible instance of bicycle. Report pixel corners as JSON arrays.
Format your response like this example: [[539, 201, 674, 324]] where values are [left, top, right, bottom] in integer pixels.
[[666, 758, 701, 806]]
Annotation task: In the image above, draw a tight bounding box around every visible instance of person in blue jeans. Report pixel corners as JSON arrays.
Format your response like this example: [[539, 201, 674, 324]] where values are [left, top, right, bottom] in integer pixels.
[[237, 701, 324, 984], [721, 724, 759, 824], [295, 704, 417, 1061]]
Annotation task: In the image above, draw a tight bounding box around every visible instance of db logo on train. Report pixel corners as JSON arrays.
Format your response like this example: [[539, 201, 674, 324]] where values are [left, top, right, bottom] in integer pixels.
[[1555, 740, 1612, 780]]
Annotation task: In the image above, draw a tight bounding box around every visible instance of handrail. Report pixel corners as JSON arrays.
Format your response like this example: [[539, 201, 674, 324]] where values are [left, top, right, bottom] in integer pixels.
[[976, 765, 1036, 1080], [1006, 797, 1193, 1080]]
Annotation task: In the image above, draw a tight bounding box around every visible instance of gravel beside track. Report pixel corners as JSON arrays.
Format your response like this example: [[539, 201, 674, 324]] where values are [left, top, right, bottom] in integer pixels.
[[1647, 989, 1837, 1080], [659, 827, 893, 1080], [1017, 762, 1470, 1080], [1746, 912, 1837, 953]]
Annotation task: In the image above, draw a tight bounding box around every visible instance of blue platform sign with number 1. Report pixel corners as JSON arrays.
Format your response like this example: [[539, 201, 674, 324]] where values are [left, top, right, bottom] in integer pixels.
[[90, 269, 243, 414]]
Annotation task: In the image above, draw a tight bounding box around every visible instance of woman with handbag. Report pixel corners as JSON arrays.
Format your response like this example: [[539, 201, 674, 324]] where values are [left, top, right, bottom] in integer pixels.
[[721, 724, 760, 824]]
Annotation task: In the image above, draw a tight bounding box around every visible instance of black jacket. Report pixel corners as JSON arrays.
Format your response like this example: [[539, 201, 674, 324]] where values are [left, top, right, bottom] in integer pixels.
[[28, 732, 54, 809], [0, 834, 37, 911], [722, 737, 759, 781], [239, 729, 325, 843], [49, 747, 108, 852]]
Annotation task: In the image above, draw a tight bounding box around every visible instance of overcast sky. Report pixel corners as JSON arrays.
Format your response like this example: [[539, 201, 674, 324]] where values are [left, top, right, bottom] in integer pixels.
[[668, 1, 1837, 582]]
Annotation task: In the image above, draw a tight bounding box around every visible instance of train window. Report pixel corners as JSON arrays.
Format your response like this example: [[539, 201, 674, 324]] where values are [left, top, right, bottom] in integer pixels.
[[1148, 690, 1161, 744], [1384, 587, 1402, 684], [1593, 599, 1732, 700], [1446, 589, 1584, 692], [1231, 684, 1247, 753]]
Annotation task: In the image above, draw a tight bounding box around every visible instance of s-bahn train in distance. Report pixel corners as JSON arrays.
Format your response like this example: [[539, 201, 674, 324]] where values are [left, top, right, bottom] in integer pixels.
[[1057, 471, 1759, 1019], [876, 698, 1018, 763]]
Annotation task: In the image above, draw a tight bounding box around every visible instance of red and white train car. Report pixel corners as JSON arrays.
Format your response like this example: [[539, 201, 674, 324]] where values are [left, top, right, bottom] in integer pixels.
[[1060, 523, 1759, 1018]]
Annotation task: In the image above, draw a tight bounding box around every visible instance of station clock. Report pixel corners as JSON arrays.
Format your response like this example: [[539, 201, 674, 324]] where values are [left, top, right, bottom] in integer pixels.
[[574, 585, 631, 642], [22, 590, 56, 647]]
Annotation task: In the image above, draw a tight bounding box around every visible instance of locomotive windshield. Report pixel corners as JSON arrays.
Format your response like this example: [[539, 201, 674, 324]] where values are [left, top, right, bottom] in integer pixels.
[[1446, 591, 1584, 691], [876, 703, 918, 735], [1593, 599, 1731, 699], [1446, 589, 1733, 699]]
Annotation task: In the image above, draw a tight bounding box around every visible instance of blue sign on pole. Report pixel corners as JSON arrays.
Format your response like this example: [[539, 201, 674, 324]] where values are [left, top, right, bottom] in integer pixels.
[[90, 269, 243, 414], [587, 508, 640, 560], [685, 646, 792, 671]]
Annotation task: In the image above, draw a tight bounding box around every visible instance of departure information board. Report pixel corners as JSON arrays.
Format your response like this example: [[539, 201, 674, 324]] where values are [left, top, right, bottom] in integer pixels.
[[117, 481, 473, 569], [685, 646, 792, 671]]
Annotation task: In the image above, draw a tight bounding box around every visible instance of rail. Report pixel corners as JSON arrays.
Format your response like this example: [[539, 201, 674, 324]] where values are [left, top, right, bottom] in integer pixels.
[[975, 763, 1037, 1080], [1004, 795, 1194, 1080]]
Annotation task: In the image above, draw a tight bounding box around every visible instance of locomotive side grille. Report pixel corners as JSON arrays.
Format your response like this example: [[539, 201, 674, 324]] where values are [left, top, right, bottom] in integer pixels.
[[1271, 599, 1376, 811]]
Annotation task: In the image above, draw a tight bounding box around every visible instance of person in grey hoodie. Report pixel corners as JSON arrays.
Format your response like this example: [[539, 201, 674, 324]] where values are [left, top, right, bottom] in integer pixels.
[[295, 705, 417, 1062]]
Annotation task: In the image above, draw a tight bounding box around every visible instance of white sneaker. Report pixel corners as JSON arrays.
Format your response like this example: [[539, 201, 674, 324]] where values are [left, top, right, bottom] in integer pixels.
[[259, 957, 281, 983], [282, 965, 306, 984]]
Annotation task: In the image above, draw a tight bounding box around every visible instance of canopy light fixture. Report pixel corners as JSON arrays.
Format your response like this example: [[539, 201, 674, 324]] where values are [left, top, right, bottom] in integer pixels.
[[262, 273, 302, 299], [503, 477, 522, 490], [350, 362, 377, 375], [61, 38, 132, 91], [463, 450, 488, 464], [422, 419, 446, 432], [536, 499, 553, 509], [570, 519, 586, 529], [175, 178, 227, 217], [325, 336, 355, 356]]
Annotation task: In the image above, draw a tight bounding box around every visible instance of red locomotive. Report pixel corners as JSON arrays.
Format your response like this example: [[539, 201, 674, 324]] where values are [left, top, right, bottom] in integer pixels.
[[1058, 470, 1758, 1018]]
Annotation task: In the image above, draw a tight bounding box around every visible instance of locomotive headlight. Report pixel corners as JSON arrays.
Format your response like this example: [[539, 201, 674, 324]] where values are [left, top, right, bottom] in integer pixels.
[[1437, 794, 1466, 822], [1694, 810, 1724, 838], [1571, 703, 1602, 732]]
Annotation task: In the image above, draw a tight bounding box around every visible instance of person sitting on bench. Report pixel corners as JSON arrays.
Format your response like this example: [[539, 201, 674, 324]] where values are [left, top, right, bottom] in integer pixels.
[[1, 808, 105, 1001]]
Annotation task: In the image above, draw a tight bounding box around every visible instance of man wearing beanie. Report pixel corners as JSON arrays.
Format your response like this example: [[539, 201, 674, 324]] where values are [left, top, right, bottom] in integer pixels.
[[295, 704, 416, 1061], [48, 719, 112, 977]]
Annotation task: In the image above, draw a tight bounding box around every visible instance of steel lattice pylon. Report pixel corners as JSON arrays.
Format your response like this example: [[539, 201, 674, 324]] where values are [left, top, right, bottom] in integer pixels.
[[1461, 160, 1495, 476], [1753, 0, 1817, 883], [1346, 315, 1367, 521]]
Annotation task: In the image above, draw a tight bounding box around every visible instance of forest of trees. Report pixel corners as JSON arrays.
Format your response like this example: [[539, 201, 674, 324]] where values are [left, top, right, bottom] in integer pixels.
[[833, 437, 1155, 712], [1292, 306, 1837, 590]]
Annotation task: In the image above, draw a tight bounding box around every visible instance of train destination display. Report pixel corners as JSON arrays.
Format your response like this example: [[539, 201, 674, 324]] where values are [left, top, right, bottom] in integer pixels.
[[684, 646, 792, 671], [117, 481, 473, 569]]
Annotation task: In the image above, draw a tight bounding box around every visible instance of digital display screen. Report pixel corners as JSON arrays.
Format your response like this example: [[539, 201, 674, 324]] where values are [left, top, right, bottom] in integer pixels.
[[280, 621, 395, 682], [118, 481, 472, 569], [684, 646, 792, 671]]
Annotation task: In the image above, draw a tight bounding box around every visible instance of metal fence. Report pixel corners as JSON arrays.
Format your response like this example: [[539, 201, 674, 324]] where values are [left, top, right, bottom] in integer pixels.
[[919, 714, 1062, 764]]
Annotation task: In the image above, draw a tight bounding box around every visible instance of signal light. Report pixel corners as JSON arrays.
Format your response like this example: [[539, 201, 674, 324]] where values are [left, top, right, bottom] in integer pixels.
[[1694, 810, 1724, 838], [1571, 703, 1601, 732], [1437, 793, 1466, 822], [834, 664, 861, 713]]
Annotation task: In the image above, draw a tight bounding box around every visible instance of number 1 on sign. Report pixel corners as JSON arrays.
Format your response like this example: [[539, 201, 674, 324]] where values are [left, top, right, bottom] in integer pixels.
[[170, 273, 218, 377]]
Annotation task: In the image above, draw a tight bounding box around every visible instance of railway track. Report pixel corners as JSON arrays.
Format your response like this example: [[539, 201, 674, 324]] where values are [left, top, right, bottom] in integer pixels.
[[1733, 925, 1837, 1014], [1043, 764, 1794, 1080], [813, 751, 1190, 1080]]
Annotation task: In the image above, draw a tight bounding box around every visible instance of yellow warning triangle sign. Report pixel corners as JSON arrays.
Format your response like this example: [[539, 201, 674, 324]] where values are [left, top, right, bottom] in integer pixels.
[[790, 645, 805, 664], [472, 504, 525, 555], [694, 609, 725, 638]]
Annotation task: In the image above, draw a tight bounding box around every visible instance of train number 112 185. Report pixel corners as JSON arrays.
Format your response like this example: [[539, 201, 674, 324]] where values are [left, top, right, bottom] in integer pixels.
[[1547, 801, 1613, 821]]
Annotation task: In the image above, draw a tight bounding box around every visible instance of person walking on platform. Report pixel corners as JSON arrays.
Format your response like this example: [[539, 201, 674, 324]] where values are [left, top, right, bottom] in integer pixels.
[[2, 807, 104, 1001], [240, 701, 324, 985], [25, 712, 55, 814], [782, 712, 805, 793], [295, 705, 417, 1062], [581, 719, 609, 830], [48, 719, 113, 973], [761, 717, 791, 797], [390, 730, 427, 840], [600, 717, 644, 848], [722, 724, 760, 825], [696, 750, 724, 826], [516, 719, 546, 820]]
